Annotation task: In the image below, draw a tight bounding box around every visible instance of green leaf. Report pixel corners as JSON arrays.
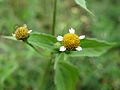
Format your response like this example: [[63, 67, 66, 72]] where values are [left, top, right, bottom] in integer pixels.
[[54, 53, 68, 70], [75, 0, 95, 16], [70, 47, 110, 57], [28, 33, 57, 50], [70, 38, 113, 57], [81, 38, 112, 48], [55, 62, 79, 90], [2, 36, 16, 41], [3, 32, 57, 50]]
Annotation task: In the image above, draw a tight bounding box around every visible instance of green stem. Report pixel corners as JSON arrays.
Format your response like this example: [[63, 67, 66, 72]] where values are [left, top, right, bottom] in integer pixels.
[[23, 39, 39, 53], [23, 39, 53, 90], [52, 0, 57, 35], [39, 53, 53, 90]]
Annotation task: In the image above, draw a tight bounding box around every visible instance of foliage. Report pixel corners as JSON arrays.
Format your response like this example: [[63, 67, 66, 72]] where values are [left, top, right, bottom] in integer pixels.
[[0, 0, 120, 90]]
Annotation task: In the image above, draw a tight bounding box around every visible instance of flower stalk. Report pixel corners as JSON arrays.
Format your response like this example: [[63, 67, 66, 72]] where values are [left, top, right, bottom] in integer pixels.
[[52, 0, 57, 35], [23, 39, 40, 53]]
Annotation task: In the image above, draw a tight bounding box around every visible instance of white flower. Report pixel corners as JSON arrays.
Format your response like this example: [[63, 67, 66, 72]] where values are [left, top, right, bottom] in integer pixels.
[[59, 46, 66, 52], [56, 28, 85, 52], [57, 36, 63, 41], [79, 35, 85, 39], [28, 30, 32, 33], [75, 46, 82, 51], [12, 33, 16, 37], [69, 28, 75, 34]]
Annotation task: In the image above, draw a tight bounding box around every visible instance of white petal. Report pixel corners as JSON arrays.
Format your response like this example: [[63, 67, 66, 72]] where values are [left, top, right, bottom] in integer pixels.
[[23, 24, 27, 28], [12, 33, 16, 37], [69, 28, 75, 34], [59, 46, 66, 52], [76, 46, 82, 51], [57, 36, 63, 41], [79, 35, 85, 39], [28, 30, 32, 33]]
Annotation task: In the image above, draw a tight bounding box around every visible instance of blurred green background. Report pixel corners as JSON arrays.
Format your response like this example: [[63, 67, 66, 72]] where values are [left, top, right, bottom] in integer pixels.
[[0, 0, 120, 90]]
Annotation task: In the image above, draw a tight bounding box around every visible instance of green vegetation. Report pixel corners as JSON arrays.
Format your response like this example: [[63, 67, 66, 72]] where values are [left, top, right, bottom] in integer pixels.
[[0, 0, 120, 90]]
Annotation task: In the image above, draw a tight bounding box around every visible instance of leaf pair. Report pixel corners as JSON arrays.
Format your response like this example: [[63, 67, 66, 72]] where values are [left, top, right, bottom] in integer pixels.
[[28, 33, 112, 57], [3, 32, 113, 57]]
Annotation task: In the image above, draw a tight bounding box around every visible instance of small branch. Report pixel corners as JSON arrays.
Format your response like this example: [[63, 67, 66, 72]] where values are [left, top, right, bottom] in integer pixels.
[[52, 0, 57, 35], [23, 39, 40, 53]]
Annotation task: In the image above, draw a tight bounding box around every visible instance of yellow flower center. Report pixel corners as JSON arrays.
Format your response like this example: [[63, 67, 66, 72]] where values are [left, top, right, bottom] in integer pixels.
[[62, 33, 80, 50], [15, 27, 29, 40]]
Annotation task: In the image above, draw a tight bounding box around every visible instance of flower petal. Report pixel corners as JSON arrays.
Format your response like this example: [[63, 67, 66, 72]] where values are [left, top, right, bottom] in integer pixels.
[[57, 36, 63, 41], [69, 28, 75, 34], [79, 35, 85, 39], [59, 46, 66, 52], [28, 30, 32, 33], [23, 24, 27, 28], [12, 33, 16, 37], [76, 46, 82, 51]]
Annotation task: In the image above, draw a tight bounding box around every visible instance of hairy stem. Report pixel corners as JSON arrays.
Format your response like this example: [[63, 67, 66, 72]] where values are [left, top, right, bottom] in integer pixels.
[[52, 0, 57, 35]]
